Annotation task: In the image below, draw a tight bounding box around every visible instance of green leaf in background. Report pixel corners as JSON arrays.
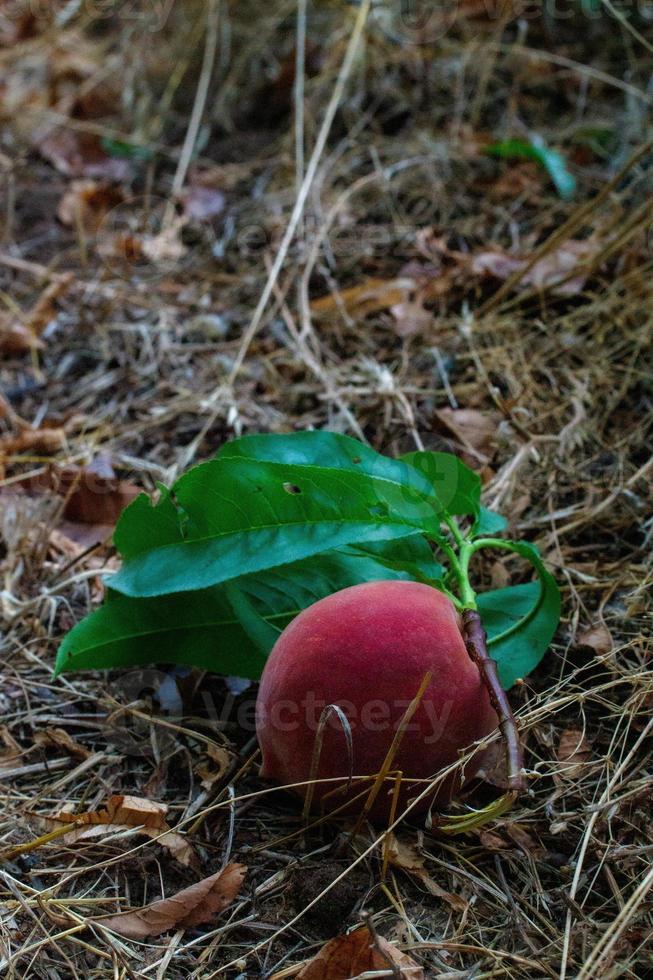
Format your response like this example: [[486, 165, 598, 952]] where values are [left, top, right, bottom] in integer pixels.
[[401, 450, 481, 517], [485, 136, 576, 200], [476, 541, 561, 689], [101, 136, 154, 160], [55, 543, 435, 677]]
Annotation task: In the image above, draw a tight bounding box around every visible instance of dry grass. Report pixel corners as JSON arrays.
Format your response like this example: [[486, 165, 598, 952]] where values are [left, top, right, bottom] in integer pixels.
[[1, 1, 652, 976]]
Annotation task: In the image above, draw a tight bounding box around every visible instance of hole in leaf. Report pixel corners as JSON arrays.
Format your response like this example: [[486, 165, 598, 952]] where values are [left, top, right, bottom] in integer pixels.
[[352, 456, 362, 464], [369, 502, 389, 518], [283, 482, 302, 494]]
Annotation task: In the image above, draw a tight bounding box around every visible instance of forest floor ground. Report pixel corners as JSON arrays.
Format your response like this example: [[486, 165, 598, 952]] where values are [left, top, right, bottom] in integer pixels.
[[1, 2, 652, 977]]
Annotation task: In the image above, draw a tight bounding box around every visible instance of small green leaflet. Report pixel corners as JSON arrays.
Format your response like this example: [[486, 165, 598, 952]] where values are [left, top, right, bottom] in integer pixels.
[[485, 137, 576, 200], [477, 541, 561, 689], [473, 505, 508, 536]]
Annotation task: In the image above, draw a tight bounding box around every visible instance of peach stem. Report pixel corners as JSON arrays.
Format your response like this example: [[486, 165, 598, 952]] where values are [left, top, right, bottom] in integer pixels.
[[461, 609, 526, 794]]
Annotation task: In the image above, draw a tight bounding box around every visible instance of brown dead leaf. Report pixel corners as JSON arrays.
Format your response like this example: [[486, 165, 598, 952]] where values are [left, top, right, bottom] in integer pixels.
[[198, 742, 232, 790], [436, 407, 500, 459], [385, 835, 467, 912], [141, 216, 188, 266], [0, 274, 73, 353], [58, 180, 124, 234], [58, 823, 199, 870], [296, 926, 424, 979], [17, 455, 140, 536], [57, 455, 140, 526], [478, 828, 509, 850], [0, 726, 23, 769], [390, 299, 435, 338], [39, 128, 131, 181], [488, 162, 543, 202], [576, 623, 613, 656], [557, 729, 592, 775], [52, 794, 168, 829], [0, 427, 66, 457], [0, 318, 45, 354], [39, 794, 200, 870], [95, 863, 246, 939], [471, 239, 601, 297], [506, 824, 545, 858], [34, 727, 91, 760], [311, 265, 455, 322], [311, 277, 414, 319]]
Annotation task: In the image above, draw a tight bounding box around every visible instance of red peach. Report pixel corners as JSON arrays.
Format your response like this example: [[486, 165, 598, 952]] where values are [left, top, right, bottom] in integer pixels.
[[256, 580, 498, 822]]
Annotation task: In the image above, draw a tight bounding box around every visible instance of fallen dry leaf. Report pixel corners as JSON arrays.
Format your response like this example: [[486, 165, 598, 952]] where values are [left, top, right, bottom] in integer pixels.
[[0, 427, 66, 457], [95, 863, 246, 939], [386, 834, 467, 911], [478, 828, 509, 850], [576, 623, 613, 656], [557, 728, 592, 775], [0, 726, 23, 769], [12, 455, 140, 541], [0, 274, 73, 353], [311, 265, 455, 321], [53, 794, 168, 829], [37, 794, 200, 870], [390, 299, 435, 338], [56, 455, 140, 526], [311, 276, 415, 319], [0, 318, 45, 355], [39, 128, 131, 181], [57, 180, 124, 234], [471, 239, 601, 297], [197, 742, 232, 790], [436, 407, 500, 459], [296, 926, 424, 980], [141, 216, 188, 266], [506, 824, 545, 858], [34, 727, 91, 760], [60, 823, 198, 869]]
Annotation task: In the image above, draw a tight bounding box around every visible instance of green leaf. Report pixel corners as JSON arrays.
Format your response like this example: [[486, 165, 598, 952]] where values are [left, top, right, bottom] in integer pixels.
[[347, 536, 445, 585], [219, 431, 446, 525], [101, 136, 154, 160], [485, 137, 576, 200], [477, 582, 540, 638], [110, 455, 443, 598], [113, 485, 184, 559], [55, 545, 436, 678], [400, 450, 481, 517], [473, 505, 508, 536], [476, 541, 560, 689], [224, 580, 282, 654]]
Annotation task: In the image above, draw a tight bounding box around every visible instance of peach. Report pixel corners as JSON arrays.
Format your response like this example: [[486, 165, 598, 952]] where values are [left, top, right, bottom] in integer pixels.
[[256, 580, 498, 822]]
